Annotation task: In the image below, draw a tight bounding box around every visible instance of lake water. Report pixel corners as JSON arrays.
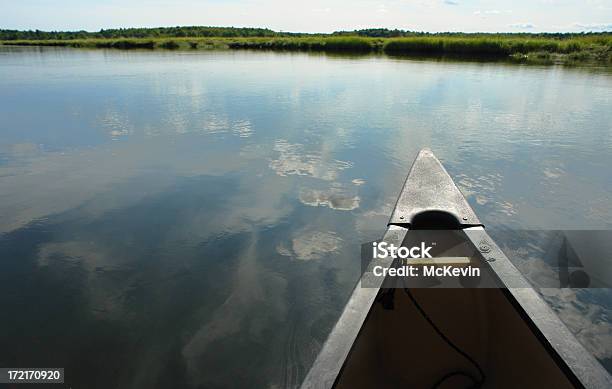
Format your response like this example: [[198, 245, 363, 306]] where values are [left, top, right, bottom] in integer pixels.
[[0, 46, 611, 388]]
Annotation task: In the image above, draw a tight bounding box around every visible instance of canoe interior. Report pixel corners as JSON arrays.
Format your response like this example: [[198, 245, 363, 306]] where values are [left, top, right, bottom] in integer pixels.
[[334, 287, 575, 389]]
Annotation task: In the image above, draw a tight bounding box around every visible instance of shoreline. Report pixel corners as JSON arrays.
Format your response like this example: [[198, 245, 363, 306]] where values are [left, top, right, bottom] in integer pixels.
[[2, 35, 611, 65]]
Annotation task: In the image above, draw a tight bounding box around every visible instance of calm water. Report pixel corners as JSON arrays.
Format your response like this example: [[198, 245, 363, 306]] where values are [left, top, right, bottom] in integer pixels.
[[1, 46, 611, 387]]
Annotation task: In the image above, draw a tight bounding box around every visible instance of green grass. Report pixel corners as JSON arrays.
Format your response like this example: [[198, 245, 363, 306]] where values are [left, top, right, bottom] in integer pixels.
[[226, 36, 376, 51], [94, 39, 156, 49], [382, 37, 589, 55], [159, 40, 180, 49], [321, 37, 374, 51], [382, 35, 611, 63], [0, 37, 230, 50], [2, 35, 611, 64]]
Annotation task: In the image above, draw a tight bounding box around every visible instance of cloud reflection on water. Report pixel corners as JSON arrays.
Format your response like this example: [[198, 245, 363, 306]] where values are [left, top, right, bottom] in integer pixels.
[[1, 48, 612, 386], [269, 139, 353, 181]]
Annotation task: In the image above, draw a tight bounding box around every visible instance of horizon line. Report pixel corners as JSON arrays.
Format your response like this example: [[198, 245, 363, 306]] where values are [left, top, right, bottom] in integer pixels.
[[2, 25, 610, 35]]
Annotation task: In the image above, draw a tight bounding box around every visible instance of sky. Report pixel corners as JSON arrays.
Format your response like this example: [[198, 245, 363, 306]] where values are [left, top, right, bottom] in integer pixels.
[[1, 0, 611, 33]]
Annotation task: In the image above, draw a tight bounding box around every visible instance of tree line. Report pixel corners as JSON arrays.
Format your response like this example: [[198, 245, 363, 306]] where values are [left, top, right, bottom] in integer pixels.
[[1, 26, 609, 41], [0, 26, 296, 40], [332, 28, 610, 39]]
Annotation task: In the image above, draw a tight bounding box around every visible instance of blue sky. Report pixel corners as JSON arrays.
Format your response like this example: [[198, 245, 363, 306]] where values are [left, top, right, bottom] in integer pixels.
[[1, 0, 611, 33]]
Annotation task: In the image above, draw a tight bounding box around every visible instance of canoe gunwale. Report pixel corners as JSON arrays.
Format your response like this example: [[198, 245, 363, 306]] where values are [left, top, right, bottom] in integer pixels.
[[300, 224, 410, 389], [464, 227, 612, 389], [300, 149, 612, 389]]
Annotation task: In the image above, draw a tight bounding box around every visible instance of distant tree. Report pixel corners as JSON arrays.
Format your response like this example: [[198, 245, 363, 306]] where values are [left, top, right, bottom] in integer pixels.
[[0, 27, 610, 41]]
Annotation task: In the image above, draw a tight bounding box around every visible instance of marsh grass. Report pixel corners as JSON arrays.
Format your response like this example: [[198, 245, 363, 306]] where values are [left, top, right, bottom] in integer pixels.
[[226, 36, 375, 51], [322, 37, 374, 51], [2, 34, 611, 64], [100, 39, 156, 49], [2, 37, 230, 50], [382, 37, 588, 55], [159, 40, 180, 49]]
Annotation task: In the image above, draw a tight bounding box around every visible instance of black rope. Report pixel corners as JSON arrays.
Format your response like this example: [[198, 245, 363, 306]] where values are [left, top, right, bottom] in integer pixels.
[[403, 288, 486, 389], [431, 371, 479, 389]]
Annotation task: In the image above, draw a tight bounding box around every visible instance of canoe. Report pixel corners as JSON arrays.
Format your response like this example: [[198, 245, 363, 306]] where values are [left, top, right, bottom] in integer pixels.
[[301, 149, 612, 389]]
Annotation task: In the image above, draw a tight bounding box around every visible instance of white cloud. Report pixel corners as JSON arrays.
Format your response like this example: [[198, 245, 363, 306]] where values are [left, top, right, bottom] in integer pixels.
[[474, 10, 503, 18], [509, 22, 535, 29], [377, 4, 389, 14], [572, 22, 612, 31]]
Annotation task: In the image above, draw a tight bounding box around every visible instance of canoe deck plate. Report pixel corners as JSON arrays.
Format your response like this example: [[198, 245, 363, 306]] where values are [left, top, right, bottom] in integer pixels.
[[389, 148, 482, 228]]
